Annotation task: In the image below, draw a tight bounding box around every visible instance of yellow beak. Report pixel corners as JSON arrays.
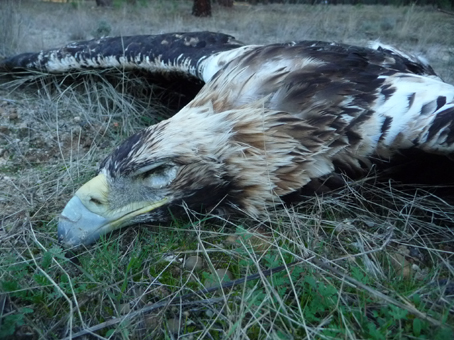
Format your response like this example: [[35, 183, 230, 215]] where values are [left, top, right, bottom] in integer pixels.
[[58, 173, 167, 247]]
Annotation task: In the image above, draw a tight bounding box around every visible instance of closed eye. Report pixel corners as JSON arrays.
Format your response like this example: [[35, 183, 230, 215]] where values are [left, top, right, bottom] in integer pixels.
[[141, 164, 168, 179], [130, 161, 167, 177], [140, 164, 178, 189], [90, 198, 102, 205]]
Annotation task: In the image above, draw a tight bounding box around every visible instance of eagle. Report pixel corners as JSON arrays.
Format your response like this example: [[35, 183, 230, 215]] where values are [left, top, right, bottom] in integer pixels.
[[2, 32, 454, 247]]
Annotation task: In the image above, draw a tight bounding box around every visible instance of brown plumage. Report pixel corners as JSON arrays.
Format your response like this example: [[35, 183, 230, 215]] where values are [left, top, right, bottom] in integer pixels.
[[2, 32, 454, 247]]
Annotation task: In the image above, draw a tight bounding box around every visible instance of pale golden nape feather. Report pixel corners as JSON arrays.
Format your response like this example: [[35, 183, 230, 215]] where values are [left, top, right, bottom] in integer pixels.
[[3, 31, 454, 246]]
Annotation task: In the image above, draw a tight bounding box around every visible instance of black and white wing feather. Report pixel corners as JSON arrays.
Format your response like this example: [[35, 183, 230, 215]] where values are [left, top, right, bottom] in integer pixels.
[[0, 31, 245, 82]]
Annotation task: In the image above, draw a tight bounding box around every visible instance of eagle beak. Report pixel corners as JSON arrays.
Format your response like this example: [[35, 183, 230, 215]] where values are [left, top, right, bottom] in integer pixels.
[[58, 173, 167, 247]]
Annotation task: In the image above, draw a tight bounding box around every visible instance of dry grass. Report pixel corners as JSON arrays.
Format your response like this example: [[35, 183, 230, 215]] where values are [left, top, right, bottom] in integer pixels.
[[0, 1, 453, 339]]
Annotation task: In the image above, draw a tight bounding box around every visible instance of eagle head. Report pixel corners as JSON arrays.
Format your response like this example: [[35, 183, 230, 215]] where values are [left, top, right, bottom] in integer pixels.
[[57, 105, 237, 247], [57, 102, 322, 247]]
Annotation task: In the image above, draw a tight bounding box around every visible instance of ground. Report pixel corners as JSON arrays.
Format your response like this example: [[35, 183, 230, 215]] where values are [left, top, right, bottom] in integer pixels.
[[0, 1, 453, 339]]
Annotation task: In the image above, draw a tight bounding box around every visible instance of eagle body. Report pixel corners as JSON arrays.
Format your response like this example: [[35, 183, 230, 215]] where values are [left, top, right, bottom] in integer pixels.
[[2, 32, 454, 247]]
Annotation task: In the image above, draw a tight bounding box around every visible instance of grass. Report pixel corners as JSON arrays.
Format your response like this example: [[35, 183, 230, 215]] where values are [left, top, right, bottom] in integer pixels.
[[0, 1, 453, 339]]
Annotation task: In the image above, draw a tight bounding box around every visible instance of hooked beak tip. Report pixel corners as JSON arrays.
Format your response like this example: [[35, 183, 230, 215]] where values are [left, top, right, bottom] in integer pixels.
[[57, 196, 109, 248]]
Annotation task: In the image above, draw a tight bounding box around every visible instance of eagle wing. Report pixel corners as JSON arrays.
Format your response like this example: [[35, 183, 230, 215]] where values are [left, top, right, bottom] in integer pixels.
[[0, 31, 245, 82]]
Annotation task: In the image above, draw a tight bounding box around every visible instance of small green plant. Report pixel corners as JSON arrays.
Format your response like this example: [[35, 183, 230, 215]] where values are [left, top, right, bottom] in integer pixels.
[[0, 307, 34, 338], [93, 20, 111, 38], [70, 1, 81, 10]]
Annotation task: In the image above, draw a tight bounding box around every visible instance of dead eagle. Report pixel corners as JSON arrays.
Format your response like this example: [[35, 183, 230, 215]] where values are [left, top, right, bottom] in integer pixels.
[[2, 32, 454, 247]]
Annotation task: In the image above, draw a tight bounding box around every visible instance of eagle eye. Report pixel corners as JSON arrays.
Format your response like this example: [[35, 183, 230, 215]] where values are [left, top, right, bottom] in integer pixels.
[[139, 163, 178, 189], [89, 198, 102, 205]]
